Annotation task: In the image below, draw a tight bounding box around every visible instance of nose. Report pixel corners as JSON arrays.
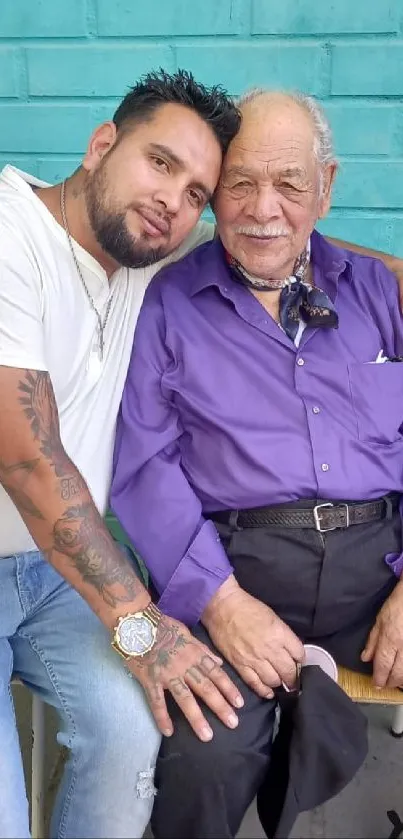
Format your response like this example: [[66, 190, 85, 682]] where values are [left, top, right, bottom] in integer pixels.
[[153, 182, 183, 216], [247, 185, 282, 223]]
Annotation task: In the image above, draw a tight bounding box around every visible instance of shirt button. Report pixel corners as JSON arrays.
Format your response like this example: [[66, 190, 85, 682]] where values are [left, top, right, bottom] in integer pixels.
[[312, 406, 320, 414], [297, 358, 305, 366], [321, 463, 330, 472]]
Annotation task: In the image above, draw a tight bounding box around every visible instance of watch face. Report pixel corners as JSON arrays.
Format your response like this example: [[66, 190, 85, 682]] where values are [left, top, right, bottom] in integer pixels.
[[118, 615, 155, 656]]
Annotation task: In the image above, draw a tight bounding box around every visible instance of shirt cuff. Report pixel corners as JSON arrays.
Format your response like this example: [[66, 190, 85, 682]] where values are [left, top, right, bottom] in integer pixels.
[[0, 354, 48, 370], [385, 550, 403, 578], [157, 519, 233, 626], [385, 496, 403, 578]]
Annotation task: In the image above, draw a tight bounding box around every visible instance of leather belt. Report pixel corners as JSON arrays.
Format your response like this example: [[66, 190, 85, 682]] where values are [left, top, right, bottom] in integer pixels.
[[209, 493, 400, 533]]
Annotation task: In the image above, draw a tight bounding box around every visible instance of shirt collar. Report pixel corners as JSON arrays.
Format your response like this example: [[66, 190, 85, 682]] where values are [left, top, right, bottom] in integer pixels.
[[189, 230, 353, 298], [189, 238, 232, 297], [310, 229, 353, 286]]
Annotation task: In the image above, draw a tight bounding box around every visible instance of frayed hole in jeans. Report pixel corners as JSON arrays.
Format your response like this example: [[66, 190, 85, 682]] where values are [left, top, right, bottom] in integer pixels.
[[136, 769, 157, 799]]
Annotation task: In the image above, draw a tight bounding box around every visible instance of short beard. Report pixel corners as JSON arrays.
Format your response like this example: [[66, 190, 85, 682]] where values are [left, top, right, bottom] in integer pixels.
[[84, 166, 170, 269]]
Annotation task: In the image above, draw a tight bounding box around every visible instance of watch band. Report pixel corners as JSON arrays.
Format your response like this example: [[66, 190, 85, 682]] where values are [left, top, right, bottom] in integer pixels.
[[143, 601, 162, 628]]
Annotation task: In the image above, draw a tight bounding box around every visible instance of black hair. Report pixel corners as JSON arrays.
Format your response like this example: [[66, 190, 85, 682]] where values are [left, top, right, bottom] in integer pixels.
[[113, 68, 241, 154]]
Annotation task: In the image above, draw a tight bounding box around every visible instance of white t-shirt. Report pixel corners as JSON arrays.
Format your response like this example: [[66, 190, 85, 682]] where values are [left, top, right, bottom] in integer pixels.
[[0, 165, 214, 556]]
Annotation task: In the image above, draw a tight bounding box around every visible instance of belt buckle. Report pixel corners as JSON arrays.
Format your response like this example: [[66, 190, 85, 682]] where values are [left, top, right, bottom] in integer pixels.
[[313, 502, 350, 532], [313, 502, 335, 532]]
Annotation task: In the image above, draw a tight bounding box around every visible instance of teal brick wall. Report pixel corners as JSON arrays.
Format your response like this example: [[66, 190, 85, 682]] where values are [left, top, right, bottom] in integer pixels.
[[1, 0, 403, 254]]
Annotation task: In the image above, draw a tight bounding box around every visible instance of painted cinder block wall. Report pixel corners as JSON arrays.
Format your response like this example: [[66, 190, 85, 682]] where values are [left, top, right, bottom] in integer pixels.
[[1, 0, 403, 254]]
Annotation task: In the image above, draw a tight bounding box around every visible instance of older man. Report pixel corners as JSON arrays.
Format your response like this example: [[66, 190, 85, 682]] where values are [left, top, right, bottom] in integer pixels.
[[111, 90, 403, 838]]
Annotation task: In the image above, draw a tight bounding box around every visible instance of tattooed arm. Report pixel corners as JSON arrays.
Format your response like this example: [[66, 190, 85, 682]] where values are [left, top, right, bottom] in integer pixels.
[[0, 366, 149, 623], [0, 365, 242, 738]]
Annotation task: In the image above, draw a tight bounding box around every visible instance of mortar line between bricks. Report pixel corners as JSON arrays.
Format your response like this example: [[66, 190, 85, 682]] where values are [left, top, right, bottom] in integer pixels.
[[7, 34, 401, 46], [327, 209, 403, 217], [321, 41, 332, 96], [9, 95, 403, 107], [16, 46, 29, 100], [250, 31, 400, 40], [245, 0, 253, 36], [0, 32, 401, 44], [169, 43, 177, 71], [85, 0, 98, 38]]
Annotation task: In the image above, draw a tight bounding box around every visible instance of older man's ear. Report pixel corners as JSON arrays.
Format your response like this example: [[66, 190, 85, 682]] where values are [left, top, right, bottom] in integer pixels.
[[318, 162, 338, 219], [326, 236, 403, 313]]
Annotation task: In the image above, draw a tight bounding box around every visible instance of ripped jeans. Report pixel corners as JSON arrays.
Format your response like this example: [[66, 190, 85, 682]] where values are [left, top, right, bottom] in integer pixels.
[[0, 549, 161, 838]]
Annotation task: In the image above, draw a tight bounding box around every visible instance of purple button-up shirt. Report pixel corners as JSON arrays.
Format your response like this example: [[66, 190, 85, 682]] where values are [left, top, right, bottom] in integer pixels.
[[111, 232, 403, 626]]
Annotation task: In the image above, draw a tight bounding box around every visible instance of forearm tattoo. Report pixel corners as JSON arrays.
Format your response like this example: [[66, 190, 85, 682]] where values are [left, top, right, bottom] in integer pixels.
[[8, 370, 142, 606], [0, 456, 43, 518], [52, 504, 141, 606]]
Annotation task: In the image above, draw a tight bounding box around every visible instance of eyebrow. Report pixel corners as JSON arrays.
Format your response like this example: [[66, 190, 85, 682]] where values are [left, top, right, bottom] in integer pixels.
[[149, 142, 183, 168], [225, 165, 306, 180], [225, 165, 255, 178], [148, 142, 212, 202], [279, 167, 305, 180]]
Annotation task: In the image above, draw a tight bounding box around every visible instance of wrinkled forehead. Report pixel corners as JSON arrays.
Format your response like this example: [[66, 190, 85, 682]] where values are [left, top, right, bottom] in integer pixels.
[[223, 108, 318, 179]]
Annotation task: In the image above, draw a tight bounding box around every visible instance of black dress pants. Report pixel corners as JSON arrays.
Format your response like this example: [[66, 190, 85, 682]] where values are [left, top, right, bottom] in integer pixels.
[[151, 506, 401, 839]]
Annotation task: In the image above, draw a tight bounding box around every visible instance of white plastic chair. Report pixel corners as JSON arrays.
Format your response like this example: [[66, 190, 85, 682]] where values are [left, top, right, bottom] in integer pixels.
[[31, 692, 46, 838], [11, 680, 46, 839], [392, 702, 403, 736]]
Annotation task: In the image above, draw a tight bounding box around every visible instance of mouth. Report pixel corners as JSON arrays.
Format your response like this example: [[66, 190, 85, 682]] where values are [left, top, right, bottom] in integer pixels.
[[243, 233, 287, 241], [137, 208, 170, 237], [241, 233, 288, 248]]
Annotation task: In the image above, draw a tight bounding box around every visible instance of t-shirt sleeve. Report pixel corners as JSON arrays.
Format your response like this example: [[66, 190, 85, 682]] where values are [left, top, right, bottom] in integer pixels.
[[166, 219, 215, 262], [0, 223, 47, 370]]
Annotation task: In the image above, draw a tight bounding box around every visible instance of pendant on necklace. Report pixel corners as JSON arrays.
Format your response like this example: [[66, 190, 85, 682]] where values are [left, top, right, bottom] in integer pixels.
[[98, 326, 104, 362], [87, 351, 103, 381], [87, 332, 103, 381]]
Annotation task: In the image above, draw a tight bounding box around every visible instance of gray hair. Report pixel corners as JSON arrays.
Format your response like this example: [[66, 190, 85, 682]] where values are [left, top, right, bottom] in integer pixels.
[[237, 88, 336, 170]]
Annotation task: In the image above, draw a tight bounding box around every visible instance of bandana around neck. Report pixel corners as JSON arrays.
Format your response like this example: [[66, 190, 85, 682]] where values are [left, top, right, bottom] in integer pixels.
[[225, 239, 338, 341]]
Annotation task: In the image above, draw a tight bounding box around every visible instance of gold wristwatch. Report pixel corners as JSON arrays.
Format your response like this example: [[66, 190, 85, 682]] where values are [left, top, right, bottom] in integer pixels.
[[111, 602, 162, 659]]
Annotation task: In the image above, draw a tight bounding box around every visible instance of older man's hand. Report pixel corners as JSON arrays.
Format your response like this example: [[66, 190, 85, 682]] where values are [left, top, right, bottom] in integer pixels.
[[361, 579, 403, 688], [202, 576, 305, 697]]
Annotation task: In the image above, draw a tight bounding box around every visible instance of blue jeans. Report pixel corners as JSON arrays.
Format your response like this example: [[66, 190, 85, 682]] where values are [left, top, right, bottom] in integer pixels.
[[0, 550, 161, 838]]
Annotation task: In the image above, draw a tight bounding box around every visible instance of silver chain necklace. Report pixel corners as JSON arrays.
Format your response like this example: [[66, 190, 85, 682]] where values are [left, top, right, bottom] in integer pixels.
[[60, 180, 114, 361]]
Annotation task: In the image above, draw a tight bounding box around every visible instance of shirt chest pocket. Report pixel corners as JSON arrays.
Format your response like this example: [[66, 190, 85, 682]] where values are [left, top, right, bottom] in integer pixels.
[[347, 362, 403, 444]]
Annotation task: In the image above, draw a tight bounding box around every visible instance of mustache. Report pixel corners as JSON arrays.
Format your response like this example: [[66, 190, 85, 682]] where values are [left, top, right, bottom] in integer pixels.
[[234, 224, 290, 237]]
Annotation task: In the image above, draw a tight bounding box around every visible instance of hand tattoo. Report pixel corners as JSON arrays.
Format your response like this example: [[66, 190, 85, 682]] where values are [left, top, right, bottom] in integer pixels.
[[138, 619, 189, 670], [183, 665, 203, 685], [168, 677, 191, 697], [198, 655, 219, 677], [144, 683, 165, 705], [136, 618, 220, 696]]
